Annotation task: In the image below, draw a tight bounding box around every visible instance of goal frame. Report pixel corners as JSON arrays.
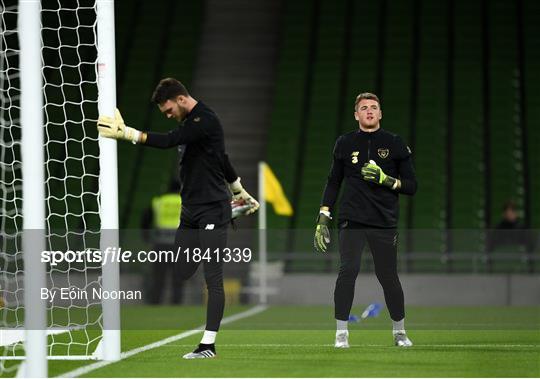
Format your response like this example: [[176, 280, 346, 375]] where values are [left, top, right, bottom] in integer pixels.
[[16, 0, 121, 376]]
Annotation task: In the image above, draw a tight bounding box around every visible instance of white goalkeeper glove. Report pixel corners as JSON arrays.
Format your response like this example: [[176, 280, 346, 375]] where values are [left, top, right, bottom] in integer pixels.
[[228, 177, 260, 215], [231, 200, 253, 219], [97, 108, 142, 144]]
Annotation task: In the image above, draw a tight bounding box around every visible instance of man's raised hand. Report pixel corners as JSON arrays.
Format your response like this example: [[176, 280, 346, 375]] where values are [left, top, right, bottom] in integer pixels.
[[97, 108, 142, 144]]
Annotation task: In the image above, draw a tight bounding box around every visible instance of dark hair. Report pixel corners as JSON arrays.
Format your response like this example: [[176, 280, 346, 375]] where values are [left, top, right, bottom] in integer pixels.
[[354, 92, 380, 110], [503, 200, 516, 212], [151, 78, 189, 104]]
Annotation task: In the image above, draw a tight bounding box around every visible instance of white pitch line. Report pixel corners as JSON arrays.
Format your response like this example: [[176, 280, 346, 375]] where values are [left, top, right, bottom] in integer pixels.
[[57, 305, 268, 378], [164, 343, 539, 348], [0, 327, 86, 347]]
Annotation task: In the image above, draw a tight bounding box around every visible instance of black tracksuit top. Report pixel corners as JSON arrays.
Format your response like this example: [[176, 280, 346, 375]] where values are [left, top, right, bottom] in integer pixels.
[[321, 128, 417, 228], [144, 101, 237, 205]]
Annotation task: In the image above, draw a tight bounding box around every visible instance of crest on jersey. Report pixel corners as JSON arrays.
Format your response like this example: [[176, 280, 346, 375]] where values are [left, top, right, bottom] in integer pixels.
[[378, 148, 389, 159], [351, 151, 359, 164], [194, 117, 201, 122]]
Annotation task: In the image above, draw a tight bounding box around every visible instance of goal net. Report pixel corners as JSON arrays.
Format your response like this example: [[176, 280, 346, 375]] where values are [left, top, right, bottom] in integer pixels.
[[0, 0, 119, 375]]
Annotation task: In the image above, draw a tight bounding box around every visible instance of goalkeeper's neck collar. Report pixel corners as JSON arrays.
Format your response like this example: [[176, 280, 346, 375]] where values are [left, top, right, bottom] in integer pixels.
[[358, 125, 381, 134]]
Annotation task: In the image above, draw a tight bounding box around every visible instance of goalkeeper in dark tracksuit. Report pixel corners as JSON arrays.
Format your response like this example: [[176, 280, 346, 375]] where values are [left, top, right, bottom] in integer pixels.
[[97, 78, 259, 359], [314, 92, 417, 348]]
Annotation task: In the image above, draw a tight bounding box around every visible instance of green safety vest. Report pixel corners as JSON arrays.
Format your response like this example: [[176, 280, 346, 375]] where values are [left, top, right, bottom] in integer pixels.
[[152, 193, 182, 229]]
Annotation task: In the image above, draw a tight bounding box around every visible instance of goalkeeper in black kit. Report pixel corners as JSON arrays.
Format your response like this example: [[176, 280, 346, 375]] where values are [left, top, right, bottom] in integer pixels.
[[97, 78, 259, 359], [314, 92, 417, 348]]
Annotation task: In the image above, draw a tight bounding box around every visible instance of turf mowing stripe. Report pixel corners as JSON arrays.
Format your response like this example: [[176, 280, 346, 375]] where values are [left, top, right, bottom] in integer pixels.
[[57, 305, 268, 378]]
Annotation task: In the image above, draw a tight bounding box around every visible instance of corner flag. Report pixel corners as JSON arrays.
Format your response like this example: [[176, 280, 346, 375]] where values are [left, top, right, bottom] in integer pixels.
[[257, 161, 292, 304], [261, 162, 293, 216]]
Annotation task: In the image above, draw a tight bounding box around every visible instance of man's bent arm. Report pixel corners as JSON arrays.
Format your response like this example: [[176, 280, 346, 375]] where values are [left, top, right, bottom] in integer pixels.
[[397, 156, 417, 195], [223, 153, 239, 183], [143, 121, 208, 148], [321, 139, 344, 211]]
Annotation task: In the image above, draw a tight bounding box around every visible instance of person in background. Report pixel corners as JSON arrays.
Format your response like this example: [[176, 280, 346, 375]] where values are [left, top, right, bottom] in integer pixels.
[[141, 178, 183, 305], [487, 200, 534, 253]]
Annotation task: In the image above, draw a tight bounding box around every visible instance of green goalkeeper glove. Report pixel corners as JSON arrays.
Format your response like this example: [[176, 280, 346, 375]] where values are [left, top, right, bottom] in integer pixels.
[[97, 108, 142, 144], [361, 160, 400, 190], [314, 210, 331, 253], [228, 178, 260, 215]]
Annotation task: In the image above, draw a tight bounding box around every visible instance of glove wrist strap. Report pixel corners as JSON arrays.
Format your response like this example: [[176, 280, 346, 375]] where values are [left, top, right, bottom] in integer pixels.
[[124, 126, 141, 144], [383, 175, 399, 189], [229, 177, 243, 193], [319, 210, 331, 218], [317, 211, 331, 225]]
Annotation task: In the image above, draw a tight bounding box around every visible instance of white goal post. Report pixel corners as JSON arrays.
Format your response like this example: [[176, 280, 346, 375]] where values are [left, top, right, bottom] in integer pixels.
[[0, 0, 120, 376], [19, 0, 47, 376], [96, 0, 121, 364]]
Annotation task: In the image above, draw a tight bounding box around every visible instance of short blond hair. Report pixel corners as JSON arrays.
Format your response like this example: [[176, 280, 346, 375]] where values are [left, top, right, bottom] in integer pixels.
[[354, 92, 380, 110]]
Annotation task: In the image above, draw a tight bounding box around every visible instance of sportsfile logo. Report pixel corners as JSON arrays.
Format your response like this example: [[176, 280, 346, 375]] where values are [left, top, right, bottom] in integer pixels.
[[40, 247, 253, 265], [41, 247, 132, 266], [40, 247, 185, 266]]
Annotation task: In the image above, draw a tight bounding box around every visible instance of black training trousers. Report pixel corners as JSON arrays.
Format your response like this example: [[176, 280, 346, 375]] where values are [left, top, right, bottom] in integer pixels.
[[149, 243, 184, 304], [174, 200, 230, 332], [334, 220, 405, 322]]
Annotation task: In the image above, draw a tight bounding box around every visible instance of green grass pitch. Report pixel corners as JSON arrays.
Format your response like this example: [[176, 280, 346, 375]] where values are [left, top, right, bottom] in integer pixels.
[[8, 305, 540, 377]]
